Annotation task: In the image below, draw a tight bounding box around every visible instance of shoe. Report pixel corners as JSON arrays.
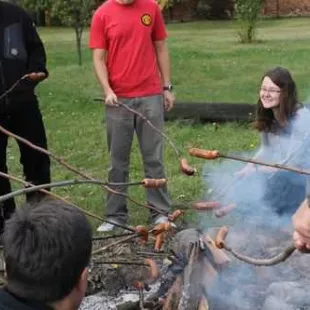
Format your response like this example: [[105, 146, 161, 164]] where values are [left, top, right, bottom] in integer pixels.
[[154, 215, 169, 225], [153, 215, 176, 228], [96, 218, 124, 232]]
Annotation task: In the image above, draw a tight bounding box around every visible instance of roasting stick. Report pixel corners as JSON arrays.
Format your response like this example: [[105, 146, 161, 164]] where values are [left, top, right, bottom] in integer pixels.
[[189, 148, 310, 177], [0, 178, 167, 204], [0, 72, 46, 102], [94, 98, 197, 176], [215, 226, 296, 266], [0, 122, 177, 218]]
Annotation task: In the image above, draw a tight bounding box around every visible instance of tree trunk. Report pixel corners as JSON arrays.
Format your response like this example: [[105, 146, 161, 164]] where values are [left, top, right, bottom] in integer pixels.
[[75, 25, 83, 66]]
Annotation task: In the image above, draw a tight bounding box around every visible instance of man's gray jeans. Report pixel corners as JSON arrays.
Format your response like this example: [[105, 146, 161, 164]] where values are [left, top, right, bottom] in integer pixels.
[[105, 95, 171, 223]]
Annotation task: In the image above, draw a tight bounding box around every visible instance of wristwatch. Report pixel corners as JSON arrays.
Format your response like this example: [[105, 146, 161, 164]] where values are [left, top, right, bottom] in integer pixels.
[[163, 84, 173, 92]]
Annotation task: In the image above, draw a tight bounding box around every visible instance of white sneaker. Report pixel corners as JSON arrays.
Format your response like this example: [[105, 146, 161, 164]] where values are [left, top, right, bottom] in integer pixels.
[[154, 215, 177, 228], [154, 215, 169, 225], [96, 222, 115, 232], [96, 218, 123, 232]]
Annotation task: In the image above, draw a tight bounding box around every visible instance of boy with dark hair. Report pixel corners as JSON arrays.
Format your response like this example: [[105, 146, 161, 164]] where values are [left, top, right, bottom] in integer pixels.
[[0, 199, 93, 310]]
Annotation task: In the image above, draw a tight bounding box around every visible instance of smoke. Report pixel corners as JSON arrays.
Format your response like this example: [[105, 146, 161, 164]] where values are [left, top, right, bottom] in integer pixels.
[[197, 106, 310, 309]]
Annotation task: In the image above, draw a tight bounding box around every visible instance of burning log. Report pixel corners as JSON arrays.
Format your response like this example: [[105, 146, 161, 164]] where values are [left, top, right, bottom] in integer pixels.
[[215, 226, 297, 266]]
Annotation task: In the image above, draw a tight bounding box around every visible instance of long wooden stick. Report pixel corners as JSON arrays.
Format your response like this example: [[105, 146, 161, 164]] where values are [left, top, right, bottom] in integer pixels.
[[0, 171, 136, 233], [94, 98, 182, 158], [215, 226, 296, 266], [189, 148, 310, 176], [92, 234, 137, 255], [0, 179, 166, 203], [0, 124, 167, 216], [223, 243, 296, 266]]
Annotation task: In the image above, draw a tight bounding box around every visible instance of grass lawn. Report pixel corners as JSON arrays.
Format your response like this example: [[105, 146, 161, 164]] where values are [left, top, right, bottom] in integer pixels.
[[6, 17, 310, 228]]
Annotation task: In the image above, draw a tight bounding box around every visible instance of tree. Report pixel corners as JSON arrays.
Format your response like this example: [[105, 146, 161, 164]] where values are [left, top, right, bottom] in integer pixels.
[[18, 0, 96, 65], [235, 0, 263, 43], [52, 0, 96, 65]]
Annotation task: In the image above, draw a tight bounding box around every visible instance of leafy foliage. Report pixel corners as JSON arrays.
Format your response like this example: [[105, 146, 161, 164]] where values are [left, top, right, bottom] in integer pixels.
[[235, 0, 263, 43], [17, 0, 96, 65]]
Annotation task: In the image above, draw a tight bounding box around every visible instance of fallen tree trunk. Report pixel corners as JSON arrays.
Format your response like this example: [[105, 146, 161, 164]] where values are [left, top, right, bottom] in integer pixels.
[[165, 102, 256, 122], [165, 103, 310, 123]]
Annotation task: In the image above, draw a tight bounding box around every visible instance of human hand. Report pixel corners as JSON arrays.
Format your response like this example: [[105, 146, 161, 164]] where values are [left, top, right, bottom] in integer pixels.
[[163, 90, 175, 112], [104, 90, 118, 106], [292, 199, 310, 253]]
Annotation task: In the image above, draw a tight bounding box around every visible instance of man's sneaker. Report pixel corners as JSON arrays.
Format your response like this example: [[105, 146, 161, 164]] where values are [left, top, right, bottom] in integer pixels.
[[96, 218, 124, 232], [154, 215, 169, 225], [153, 215, 177, 228]]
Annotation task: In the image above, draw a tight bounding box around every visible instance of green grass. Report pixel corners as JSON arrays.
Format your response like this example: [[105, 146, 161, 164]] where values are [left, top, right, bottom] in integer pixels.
[[6, 18, 310, 228]]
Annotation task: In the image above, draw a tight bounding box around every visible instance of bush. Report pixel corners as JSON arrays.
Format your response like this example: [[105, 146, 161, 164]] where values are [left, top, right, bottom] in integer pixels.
[[235, 0, 263, 43]]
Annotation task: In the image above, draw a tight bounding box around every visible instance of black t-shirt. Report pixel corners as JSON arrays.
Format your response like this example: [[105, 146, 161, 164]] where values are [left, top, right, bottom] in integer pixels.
[[0, 289, 53, 310]]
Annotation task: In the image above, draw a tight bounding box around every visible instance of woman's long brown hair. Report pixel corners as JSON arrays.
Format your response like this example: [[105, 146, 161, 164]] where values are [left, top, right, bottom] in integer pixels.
[[253, 67, 300, 132]]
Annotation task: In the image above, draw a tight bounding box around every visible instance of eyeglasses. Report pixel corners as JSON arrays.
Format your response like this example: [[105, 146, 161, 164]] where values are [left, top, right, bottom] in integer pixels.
[[260, 87, 281, 95]]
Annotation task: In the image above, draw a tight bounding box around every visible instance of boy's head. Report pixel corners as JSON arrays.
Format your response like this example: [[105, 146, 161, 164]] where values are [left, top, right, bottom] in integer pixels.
[[3, 198, 92, 309]]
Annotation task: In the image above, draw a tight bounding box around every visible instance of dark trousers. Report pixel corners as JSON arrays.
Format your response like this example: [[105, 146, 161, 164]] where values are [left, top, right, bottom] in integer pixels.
[[0, 103, 51, 232]]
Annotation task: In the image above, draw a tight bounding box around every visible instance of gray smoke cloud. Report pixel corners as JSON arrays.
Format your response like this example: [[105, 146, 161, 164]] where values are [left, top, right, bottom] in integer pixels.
[[197, 106, 310, 309]]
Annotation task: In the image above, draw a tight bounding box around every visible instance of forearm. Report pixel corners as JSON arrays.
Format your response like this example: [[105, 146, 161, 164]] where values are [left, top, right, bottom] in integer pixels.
[[93, 52, 112, 95], [155, 41, 171, 85]]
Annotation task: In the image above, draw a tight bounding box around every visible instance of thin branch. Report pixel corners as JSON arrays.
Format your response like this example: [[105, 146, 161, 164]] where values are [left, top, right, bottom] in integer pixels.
[[215, 226, 296, 266], [0, 76, 26, 101], [94, 98, 182, 158], [92, 260, 149, 267], [92, 234, 137, 255], [0, 124, 167, 216], [92, 233, 133, 241], [223, 153, 310, 177], [0, 171, 136, 233], [0, 179, 146, 204], [223, 243, 296, 266], [189, 148, 310, 177]]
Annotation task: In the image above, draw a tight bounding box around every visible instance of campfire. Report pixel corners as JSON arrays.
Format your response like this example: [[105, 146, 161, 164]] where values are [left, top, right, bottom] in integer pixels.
[[0, 73, 309, 310]]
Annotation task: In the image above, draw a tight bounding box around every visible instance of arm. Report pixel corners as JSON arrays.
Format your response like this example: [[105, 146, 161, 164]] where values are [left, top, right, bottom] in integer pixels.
[[92, 49, 117, 106], [23, 13, 48, 83], [152, 5, 175, 111], [154, 40, 175, 111], [154, 40, 170, 87]]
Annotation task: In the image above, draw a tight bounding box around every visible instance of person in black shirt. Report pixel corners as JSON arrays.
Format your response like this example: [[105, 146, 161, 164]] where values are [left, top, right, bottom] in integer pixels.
[[0, 1, 51, 234]]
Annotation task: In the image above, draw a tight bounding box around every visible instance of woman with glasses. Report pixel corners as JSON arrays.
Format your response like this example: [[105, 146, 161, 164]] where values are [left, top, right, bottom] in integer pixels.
[[236, 67, 310, 216]]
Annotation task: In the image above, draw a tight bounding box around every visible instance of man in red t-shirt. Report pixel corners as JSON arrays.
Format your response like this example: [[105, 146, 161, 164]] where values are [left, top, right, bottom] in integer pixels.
[[89, 0, 175, 231]]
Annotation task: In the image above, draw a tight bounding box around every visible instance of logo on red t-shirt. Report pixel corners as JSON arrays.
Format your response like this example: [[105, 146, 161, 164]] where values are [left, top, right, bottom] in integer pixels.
[[141, 13, 152, 26]]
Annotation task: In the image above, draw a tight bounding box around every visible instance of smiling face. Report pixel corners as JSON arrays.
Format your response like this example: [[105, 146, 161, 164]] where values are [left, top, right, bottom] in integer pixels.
[[259, 76, 282, 110]]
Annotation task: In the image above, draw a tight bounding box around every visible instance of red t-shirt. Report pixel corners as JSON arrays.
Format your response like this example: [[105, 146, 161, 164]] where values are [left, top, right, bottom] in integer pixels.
[[89, 0, 167, 98]]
